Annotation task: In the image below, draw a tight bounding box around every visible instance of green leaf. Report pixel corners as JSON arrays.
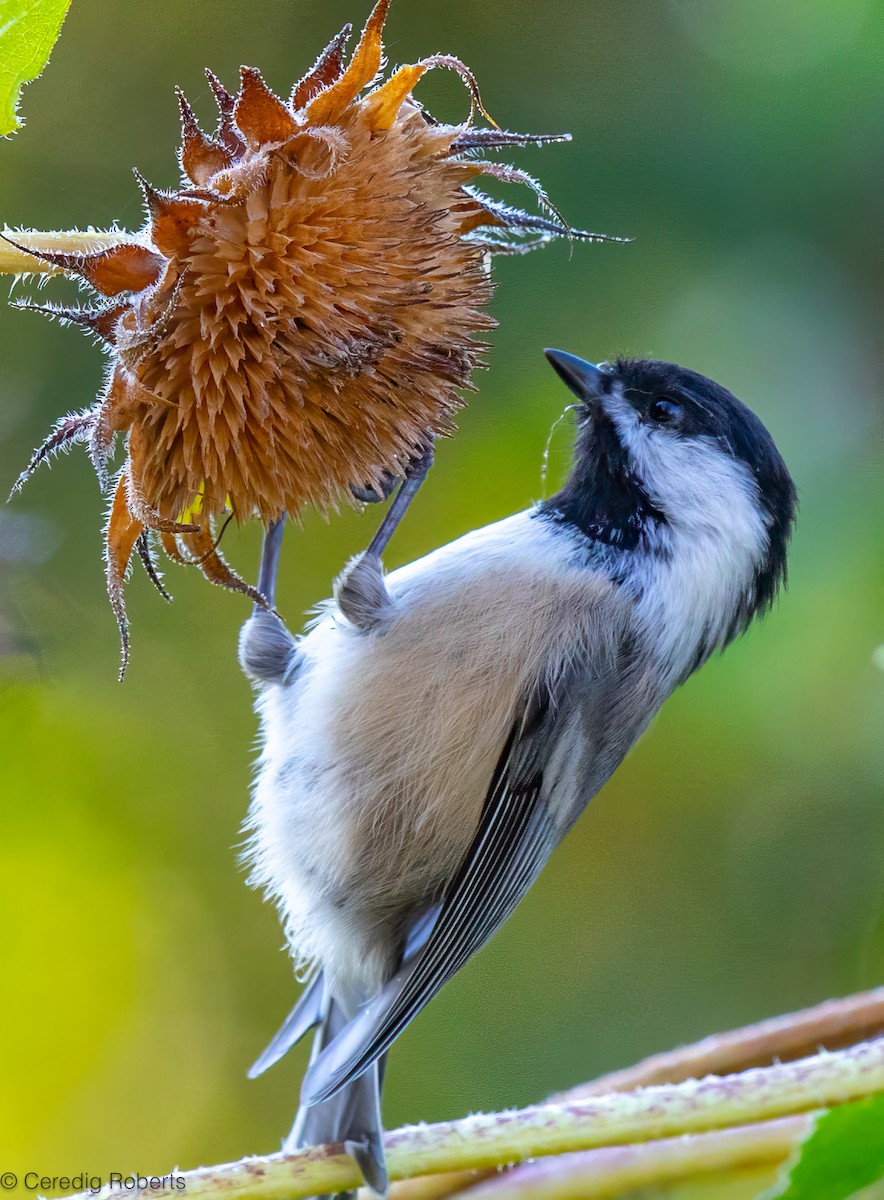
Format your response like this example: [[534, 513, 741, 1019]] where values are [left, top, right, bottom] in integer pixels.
[[763, 1095, 884, 1200], [0, 0, 72, 136]]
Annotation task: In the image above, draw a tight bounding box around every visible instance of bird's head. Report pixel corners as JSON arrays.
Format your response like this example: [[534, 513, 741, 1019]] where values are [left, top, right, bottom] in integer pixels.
[[542, 349, 797, 659]]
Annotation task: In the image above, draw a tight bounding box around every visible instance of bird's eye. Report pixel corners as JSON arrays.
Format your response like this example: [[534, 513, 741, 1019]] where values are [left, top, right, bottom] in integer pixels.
[[648, 397, 681, 425]]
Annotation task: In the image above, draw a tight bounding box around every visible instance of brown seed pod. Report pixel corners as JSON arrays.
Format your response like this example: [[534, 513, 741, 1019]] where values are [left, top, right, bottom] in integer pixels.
[[7, 0, 623, 675]]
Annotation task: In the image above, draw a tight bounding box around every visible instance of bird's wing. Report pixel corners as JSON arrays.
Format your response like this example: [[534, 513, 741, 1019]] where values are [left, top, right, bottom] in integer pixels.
[[302, 678, 572, 1106]]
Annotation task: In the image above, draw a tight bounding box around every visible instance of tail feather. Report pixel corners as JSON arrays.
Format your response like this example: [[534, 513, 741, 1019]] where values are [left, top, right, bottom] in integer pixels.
[[287, 994, 388, 1200], [251, 911, 442, 1197], [248, 971, 325, 1079], [251, 906, 440, 1081]]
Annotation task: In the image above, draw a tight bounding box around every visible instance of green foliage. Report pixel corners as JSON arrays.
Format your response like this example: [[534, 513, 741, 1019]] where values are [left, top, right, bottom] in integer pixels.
[[0, 0, 71, 135], [764, 1097, 884, 1200]]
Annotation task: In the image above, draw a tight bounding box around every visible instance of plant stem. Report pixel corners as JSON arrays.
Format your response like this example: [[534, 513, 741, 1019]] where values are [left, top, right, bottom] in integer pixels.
[[0, 228, 125, 275], [456, 1115, 810, 1200], [564, 987, 884, 1099], [392, 988, 884, 1200], [60, 1037, 884, 1200]]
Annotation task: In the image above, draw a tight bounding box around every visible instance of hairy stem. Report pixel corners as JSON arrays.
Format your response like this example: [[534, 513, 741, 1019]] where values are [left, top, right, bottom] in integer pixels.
[[457, 1115, 809, 1199], [392, 987, 884, 1200], [565, 986, 884, 1099], [61, 1038, 884, 1200], [0, 228, 126, 275]]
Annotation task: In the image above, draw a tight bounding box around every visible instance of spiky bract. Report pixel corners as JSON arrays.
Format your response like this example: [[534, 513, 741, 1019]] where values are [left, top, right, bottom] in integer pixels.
[[9, 0, 619, 674]]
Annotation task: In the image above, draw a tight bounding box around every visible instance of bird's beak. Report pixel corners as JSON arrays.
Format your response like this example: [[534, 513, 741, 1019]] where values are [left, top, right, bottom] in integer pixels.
[[544, 349, 606, 403]]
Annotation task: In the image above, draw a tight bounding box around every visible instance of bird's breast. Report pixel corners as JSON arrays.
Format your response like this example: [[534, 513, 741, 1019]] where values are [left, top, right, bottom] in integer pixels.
[[246, 514, 630, 978]]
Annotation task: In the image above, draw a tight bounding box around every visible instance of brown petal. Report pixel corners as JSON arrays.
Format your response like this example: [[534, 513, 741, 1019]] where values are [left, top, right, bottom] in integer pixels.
[[363, 63, 429, 131], [235, 67, 299, 147], [180, 522, 272, 609], [161, 531, 190, 566], [176, 87, 232, 186], [456, 202, 508, 234], [290, 23, 352, 110], [306, 0, 389, 125], [87, 403, 116, 491], [0, 231, 164, 296], [205, 69, 246, 156], [8, 409, 95, 498], [10, 298, 128, 345], [134, 170, 208, 258], [135, 532, 173, 602], [73, 243, 165, 295], [104, 470, 145, 680]]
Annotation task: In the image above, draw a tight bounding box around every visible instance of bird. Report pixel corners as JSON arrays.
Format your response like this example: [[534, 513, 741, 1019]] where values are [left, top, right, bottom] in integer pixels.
[[238, 348, 797, 1197]]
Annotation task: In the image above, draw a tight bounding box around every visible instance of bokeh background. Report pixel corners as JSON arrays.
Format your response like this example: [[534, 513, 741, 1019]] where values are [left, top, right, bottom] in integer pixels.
[[0, 0, 881, 1192]]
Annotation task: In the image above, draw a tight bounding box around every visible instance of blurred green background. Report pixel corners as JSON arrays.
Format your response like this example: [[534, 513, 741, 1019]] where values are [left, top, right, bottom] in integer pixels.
[[0, 0, 881, 1191]]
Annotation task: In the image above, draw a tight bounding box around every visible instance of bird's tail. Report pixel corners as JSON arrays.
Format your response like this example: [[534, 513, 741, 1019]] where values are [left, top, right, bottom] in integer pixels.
[[252, 909, 443, 1197], [286, 993, 388, 1200]]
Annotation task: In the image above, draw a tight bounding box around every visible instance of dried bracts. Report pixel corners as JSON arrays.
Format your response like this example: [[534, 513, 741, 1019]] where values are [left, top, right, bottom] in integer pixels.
[[6, 0, 621, 674]]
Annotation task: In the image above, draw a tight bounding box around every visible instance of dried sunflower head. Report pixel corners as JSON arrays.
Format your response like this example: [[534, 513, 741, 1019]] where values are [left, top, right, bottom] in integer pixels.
[[7, 0, 621, 675]]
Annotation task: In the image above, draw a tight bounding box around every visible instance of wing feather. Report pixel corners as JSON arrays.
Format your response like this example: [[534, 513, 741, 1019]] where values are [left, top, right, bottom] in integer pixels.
[[249, 903, 443, 1079], [302, 684, 564, 1105]]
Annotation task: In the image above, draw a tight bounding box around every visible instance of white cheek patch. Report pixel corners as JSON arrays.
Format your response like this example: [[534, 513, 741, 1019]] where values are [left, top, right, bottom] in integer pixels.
[[606, 399, 769, 680]]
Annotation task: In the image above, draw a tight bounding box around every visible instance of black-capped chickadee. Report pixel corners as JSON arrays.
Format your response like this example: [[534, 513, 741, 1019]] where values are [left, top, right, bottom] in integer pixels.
[[238, 350, 797, 1196]]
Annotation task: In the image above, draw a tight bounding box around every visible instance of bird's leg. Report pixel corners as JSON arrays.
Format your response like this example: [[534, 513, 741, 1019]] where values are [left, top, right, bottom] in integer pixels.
[[365, 442, 434, 560], [336, 444, 434, 634], [239, 515, 299, 686], [256, 514, 287, 611]]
